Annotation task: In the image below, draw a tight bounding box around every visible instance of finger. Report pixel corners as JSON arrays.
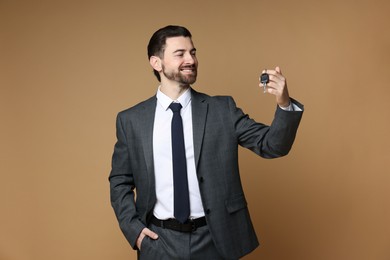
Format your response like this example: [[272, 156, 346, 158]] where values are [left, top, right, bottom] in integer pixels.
[[136, 227, 159, 251], [262, 81, 279, 94], [274, 67, 286, 82], [265, 66, 283, 76], [264, 69, 284, 82], [261, 69, 278, 84], [264, 82, 279, 92], [265, 83, 286, 97], [143, 228, 159, 240], [259, 77, 282, 89], [265, 82, 286, 96], [265, 86, 277, 95], [267, 76, 286, 90], [136, 233, 145, 250], [261, 68, 286, 91]]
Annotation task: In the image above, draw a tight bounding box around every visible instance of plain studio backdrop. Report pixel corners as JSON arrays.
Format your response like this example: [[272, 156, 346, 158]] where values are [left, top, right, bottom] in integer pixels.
[[1, 0, 389, 259]]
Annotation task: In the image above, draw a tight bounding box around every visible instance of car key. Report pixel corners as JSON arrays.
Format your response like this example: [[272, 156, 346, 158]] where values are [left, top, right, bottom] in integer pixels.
[[260, 72, 269, 93]]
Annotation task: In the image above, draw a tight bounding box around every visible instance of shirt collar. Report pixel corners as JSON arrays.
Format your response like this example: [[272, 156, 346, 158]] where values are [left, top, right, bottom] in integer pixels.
[[156, 86, 192, 111]]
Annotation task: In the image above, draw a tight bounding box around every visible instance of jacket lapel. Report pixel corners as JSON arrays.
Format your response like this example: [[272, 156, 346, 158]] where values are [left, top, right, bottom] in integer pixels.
[[191, 89, 208, 169], [139, 96, 157, 187]]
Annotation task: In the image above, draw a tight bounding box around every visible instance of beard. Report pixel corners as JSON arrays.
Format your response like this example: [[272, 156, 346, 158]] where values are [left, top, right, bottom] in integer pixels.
[[162, 64, 197, 86]]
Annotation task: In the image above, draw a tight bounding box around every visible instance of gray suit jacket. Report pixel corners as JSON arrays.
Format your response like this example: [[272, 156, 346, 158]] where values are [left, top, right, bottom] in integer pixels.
[[109, 88, 303, 259]]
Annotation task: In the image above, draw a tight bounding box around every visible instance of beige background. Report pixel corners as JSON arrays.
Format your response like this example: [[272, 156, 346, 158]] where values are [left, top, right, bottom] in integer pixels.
[[1, 0, 389, 259]]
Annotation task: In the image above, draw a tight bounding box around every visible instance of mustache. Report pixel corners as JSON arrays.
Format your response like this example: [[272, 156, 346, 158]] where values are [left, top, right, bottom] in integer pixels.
[[180, 65, 197, 70]]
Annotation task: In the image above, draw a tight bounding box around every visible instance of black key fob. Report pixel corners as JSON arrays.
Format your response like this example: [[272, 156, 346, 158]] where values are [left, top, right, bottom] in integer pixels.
[[260, 73, 269, 84]]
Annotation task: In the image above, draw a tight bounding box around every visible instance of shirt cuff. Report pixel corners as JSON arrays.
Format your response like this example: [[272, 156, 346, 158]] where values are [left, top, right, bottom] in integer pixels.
[[279, 101, 293, 111], [278, 100, 302, 111]]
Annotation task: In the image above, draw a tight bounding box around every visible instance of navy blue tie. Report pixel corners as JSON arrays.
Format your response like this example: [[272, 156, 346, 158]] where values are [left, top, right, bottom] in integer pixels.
[[169, 102, 190, 223]]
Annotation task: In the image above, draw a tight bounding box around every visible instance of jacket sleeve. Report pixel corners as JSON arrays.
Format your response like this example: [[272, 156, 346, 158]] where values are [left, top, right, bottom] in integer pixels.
[[109, 113, 145, 249], [229, 97, 304, 158]]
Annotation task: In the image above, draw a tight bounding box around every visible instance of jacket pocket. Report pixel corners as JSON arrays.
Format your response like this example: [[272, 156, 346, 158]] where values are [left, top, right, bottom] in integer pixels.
[[225, 193, 248, 214]]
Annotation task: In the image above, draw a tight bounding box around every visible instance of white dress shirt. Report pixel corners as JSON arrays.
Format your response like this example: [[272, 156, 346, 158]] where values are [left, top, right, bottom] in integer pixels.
[[152, 87, 205, 220]]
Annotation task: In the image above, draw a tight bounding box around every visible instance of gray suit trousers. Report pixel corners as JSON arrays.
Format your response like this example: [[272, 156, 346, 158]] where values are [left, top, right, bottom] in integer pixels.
[[138, 223, 233, 260]]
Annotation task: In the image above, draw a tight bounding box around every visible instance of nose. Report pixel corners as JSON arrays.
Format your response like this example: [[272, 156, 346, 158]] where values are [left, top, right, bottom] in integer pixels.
[[184, 52, 196, 65]]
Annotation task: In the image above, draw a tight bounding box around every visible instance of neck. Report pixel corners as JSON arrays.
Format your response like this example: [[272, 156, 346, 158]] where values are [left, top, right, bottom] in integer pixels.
[[160, 82, 190, 100]]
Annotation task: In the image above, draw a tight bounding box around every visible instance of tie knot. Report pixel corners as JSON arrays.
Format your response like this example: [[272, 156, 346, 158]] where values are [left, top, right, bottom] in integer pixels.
[[169, 102, 182, 113]]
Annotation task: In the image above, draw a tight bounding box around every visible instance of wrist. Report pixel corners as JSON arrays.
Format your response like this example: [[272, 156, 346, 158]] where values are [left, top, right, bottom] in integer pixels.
[[279, 100, 292, 111], [279, 100, 291, 109]]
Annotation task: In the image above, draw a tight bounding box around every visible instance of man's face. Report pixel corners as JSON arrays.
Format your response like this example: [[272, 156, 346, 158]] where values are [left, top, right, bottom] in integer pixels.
[[160, 36, 198, 86]]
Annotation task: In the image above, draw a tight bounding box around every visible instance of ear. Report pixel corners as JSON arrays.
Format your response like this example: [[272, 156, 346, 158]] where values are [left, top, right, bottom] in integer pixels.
[[149, 56, 162, 72]]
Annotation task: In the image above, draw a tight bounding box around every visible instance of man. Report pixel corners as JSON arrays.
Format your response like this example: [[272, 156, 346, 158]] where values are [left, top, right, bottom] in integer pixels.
[[109, 25, 303, 259]]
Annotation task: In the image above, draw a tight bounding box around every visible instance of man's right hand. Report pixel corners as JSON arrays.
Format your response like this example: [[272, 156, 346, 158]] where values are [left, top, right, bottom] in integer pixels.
[[136, 227, 159, 250]]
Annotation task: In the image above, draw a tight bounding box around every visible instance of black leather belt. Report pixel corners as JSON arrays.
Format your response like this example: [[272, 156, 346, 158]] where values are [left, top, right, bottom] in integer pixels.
[[150, 216, 207, 232]]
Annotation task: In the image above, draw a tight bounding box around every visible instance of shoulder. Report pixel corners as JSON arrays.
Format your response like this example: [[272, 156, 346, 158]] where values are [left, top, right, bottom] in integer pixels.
[[191, 88, 235, 106], [117, 95, 157, 118]]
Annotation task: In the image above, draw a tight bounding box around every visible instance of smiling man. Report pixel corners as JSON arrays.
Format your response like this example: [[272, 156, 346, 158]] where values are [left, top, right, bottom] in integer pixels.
[[109, 25, 304, 260]]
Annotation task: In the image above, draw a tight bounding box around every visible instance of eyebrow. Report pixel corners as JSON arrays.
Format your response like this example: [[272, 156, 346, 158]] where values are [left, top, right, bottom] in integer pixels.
[[173, 48, 197, 54]]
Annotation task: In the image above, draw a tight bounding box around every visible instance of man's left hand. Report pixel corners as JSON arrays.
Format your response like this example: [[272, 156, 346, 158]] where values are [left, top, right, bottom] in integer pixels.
[[260, 66, 290, 107]]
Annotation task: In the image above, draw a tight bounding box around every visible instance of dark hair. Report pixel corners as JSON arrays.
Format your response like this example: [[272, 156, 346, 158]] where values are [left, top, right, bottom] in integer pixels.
[[147, 25, 192, 81]]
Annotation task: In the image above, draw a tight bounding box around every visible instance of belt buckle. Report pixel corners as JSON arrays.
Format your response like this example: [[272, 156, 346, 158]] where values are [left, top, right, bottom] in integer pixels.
[[189, 219, 197, 232]]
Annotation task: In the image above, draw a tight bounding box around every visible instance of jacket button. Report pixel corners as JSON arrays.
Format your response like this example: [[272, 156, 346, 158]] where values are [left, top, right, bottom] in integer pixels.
[[199, 177, 204, 183], [206, 209, 211, 214]]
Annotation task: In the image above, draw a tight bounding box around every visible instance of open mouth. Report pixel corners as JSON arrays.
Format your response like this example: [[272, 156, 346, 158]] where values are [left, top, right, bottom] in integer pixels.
[[181, 70, 195, 74], [180, 66, 196, 74]]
